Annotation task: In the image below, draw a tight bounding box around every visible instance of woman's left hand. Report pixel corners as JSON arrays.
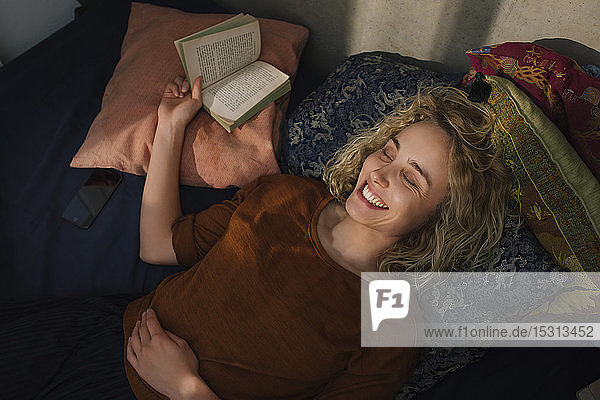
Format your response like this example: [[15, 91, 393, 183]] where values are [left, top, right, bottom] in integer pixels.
[[127, 308, 215, 400]]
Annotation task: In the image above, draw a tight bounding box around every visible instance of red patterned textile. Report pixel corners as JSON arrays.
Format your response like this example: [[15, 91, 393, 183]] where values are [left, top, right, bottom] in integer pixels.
[[462, 42, 600, 181]]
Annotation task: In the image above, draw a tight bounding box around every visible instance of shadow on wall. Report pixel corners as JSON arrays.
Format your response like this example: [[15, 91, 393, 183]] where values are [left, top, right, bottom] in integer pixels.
[[533, 38, 600, 67], [432, 0, 503, 73], [211, 0, 353, 107], [213, 0, 352, 80], [431, 0, 600, 71], [371, 0, 600, 75], [214, 0, 600, 83]]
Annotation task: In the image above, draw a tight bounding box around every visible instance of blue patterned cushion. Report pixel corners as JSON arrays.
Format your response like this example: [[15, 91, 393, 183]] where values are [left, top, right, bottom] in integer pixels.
[[282, 52, 561, 399], [281, 52, 462, 176], [583, 64, 600, 79]]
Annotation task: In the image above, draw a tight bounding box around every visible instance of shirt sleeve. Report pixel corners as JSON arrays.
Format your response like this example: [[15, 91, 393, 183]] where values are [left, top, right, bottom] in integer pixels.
[[314, 347, 420, 400], [171, 178, 259, 267]]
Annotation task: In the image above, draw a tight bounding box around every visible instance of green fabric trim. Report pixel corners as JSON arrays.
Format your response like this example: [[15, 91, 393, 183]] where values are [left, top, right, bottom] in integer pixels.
[[487, 75, 600, 271], [488, 76, 600, 236]]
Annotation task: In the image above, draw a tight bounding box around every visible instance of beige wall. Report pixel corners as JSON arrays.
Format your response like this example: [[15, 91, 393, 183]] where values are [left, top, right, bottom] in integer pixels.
[[214, 0, 600, 79]]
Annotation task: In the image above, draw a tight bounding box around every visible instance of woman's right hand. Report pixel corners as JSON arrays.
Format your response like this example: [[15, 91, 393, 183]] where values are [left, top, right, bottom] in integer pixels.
[[140, 75, 202, 266], [157, 75, 203, 129]]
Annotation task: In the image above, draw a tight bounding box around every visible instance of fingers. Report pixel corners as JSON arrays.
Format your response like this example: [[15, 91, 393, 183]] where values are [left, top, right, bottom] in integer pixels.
[[164, 82, 179, 98], [126, 337, 138, 367], [128, 319, 142, 363], [164, 76, 200, 100], [191, 76, 202, 101], [165, 76, 185, 98], [181, 79, 190, 94], [139, 310, 152, 344], [145, 308, 164, 337], [127, 308, 163, 369], [177, 76, 192, 97]]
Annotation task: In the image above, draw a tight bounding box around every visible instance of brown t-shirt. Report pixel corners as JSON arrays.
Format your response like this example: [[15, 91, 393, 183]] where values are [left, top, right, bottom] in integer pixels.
[[123, 174, 419, 399]]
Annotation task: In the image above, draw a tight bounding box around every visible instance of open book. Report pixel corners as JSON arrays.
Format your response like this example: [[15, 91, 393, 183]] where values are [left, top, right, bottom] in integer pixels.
[[174, 14, 291, 132]]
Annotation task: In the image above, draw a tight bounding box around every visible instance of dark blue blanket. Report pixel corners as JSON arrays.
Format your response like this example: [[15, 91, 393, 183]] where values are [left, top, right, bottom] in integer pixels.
[[0, 0, 242, 301]]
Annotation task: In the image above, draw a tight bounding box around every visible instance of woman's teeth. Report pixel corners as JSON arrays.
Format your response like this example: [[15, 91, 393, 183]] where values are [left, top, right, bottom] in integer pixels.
[[361, 184, 389, 209]]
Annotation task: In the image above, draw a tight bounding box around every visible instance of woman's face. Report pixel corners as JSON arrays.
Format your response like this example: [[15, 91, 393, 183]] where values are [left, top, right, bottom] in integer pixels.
[[345, 121, 451, 239]]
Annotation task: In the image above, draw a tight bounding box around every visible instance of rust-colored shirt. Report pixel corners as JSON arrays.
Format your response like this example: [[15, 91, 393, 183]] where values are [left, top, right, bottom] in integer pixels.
[[123, 174, 419, 399]]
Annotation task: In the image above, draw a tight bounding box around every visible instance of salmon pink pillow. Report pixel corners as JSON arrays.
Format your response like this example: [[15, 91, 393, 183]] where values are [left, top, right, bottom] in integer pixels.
[[70, 2, 309, 187]]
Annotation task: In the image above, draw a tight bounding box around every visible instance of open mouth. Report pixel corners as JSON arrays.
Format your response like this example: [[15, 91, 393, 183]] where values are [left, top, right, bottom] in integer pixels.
[[360, 183, 389, 209]]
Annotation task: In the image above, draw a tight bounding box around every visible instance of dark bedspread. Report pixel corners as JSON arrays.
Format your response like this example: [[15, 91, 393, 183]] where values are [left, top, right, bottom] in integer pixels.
[[0, 0, 243, 301]]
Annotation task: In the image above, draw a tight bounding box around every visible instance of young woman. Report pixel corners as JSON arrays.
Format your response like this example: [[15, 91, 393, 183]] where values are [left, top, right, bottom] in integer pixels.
[[124, 76, 512, 400], [1, 75, 511, 400]]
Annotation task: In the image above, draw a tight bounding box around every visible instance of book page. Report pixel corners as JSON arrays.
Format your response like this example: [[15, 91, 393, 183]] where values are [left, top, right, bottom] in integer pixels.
[[202, 61, 289, 122], [175, 14, 246, 63], [176, 14, 246, 43], [181, 19, 260, 88]]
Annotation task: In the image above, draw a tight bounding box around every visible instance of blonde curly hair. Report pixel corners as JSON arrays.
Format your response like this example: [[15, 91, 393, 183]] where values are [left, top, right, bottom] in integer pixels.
[[323, 86, 514, 273]]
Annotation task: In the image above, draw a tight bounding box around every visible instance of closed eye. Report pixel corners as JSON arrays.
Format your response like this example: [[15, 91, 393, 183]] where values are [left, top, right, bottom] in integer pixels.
[[381, 148, 393, 161], [409, 160, 430, 189], [402, 172, 419, 189]]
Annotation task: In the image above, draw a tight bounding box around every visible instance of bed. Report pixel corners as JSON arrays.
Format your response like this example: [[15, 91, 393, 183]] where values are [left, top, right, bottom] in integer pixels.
[[1, 0, 599, 399]]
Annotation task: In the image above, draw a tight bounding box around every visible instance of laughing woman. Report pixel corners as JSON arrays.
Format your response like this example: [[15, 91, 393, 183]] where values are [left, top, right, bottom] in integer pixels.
[[125, 76, 512, 400], [1, 76, 512, 400]]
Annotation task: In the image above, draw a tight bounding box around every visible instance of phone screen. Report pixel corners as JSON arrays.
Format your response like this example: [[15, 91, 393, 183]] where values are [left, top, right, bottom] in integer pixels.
[[61, 169, 123, 229]]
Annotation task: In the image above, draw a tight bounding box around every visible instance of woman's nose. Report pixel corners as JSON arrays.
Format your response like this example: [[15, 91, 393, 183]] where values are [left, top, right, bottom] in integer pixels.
[[370, 168, 390, 188]]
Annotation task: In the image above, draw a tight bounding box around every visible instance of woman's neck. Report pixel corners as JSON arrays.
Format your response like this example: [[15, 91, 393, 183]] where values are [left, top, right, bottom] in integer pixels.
[[316, 201, 396, 276]]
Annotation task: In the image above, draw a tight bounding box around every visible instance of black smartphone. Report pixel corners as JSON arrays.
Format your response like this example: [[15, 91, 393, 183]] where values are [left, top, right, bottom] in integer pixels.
[[61, 168, 123, 229]]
